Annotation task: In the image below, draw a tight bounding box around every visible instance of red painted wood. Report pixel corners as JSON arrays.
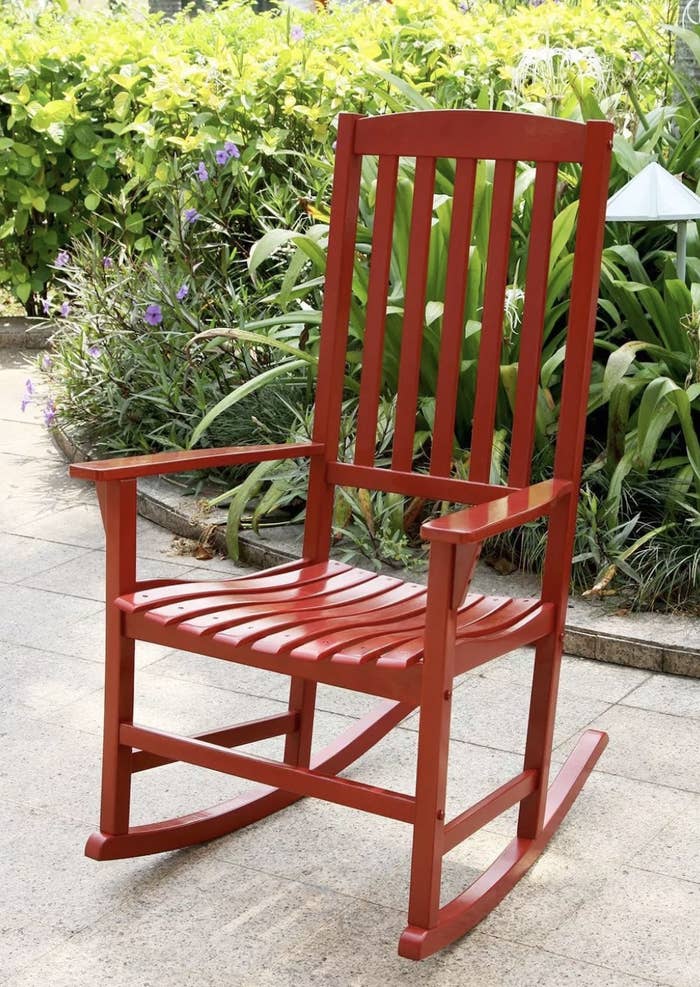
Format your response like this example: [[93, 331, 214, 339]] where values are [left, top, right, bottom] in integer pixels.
[[124, 608, 423, 704], [303, 112, 363, 562], [326, 462, 518, 503], [355, 154, 399, 466], [443, 770, 537, 852], [354, 111, 588, 162], [399, 730, 608, 959], [86, 698, 415, 860], [130, 712, 298, 773], [519, 122, 613, 840], [508, 161, 558, 487], [68, 110, 614, 961], [421, 479, 571, 543], [97, 479, 137, 836], [70, 441, 324, 482], [430, 157, 477, 477], [392, 156, 437, 472], [468, 159, 517, 483], [121, 722, 416, 823]]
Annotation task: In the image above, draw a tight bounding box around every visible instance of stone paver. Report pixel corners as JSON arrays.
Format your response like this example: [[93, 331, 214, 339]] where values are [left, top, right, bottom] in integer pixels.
[[2, 350, 698, 986]]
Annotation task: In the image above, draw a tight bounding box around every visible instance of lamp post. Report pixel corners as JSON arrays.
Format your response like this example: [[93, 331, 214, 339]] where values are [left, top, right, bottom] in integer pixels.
[[605, 162, 700, 280]]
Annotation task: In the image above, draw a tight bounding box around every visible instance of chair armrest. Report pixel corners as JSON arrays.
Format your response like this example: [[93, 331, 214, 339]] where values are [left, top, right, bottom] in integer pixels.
[[420, 479, 572, 545], [69, 441, 325, 483]]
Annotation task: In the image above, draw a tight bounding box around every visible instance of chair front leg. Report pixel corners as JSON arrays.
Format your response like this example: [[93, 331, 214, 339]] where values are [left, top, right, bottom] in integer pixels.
[[96, 480, 137, 836], [284, 678, 317, 768], [407, 542, 479, 930]]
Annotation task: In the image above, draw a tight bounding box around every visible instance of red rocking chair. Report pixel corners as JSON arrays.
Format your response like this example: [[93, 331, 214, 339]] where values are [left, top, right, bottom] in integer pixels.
[[70, 110, 613, 959]]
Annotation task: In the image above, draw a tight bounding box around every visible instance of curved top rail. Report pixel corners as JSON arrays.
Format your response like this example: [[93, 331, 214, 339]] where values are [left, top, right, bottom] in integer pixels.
[[353, 110, 607, 163]]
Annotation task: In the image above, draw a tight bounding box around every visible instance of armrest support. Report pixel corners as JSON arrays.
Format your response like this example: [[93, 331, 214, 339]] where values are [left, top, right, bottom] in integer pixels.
[[69, 441, 325, 483], [420, 479, 573, 545]]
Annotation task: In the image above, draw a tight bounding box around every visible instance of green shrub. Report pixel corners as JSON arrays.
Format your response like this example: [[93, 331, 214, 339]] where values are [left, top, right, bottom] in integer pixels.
[[0, 0, 666, 310]]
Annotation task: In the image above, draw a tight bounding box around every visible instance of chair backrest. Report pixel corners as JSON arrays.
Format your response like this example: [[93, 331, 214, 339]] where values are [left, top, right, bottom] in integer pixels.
[[305, 110, 613, 554]]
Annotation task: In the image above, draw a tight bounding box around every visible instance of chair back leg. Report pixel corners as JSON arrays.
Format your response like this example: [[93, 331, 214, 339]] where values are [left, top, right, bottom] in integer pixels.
[[517, 632, 563, 839]]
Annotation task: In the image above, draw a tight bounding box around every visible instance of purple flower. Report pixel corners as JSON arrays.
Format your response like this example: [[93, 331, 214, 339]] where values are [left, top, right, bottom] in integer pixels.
[[176, 283, 189, 301], [215, 149, 229, 166], [196, 161, 209, 182], [41, 353, 52, 370], [87, 344, 102, 358], [144, 304, 163, 326], [41, 297, 51, 315], [224, 140, 240, 160], [21, 378, 34, 412], [102, 257, 113, 270], [60, 301, 71, 318], [630, 50, 643, 63], [54, 250, 70, 268], [459, 1, 469, 11], [290, 25, 304, 42], [184, 207, 200, 224], [43, 398, 57, 427]]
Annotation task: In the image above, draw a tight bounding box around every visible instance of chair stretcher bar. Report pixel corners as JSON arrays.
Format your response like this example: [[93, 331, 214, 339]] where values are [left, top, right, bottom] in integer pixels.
[[121, 722, 416, 823]]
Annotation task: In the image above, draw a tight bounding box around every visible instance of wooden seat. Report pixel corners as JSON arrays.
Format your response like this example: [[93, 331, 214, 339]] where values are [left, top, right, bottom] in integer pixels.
[[119, 559, 552, 670], [68, 108, 614, 960]]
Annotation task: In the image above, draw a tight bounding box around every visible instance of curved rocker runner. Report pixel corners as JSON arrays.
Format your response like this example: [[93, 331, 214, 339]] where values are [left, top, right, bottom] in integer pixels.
[[69, 109, 614, 960]]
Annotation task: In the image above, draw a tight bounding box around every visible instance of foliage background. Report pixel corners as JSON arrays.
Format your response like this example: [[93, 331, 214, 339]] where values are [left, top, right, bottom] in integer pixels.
[[6, 0, 698, 611]]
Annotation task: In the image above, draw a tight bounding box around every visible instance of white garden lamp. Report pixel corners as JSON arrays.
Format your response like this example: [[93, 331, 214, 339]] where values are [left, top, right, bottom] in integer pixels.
[[605, 161, 700, 279]]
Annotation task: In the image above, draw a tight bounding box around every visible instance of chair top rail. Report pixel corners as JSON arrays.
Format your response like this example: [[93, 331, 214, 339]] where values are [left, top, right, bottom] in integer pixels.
[[353, 110, 589, 163]]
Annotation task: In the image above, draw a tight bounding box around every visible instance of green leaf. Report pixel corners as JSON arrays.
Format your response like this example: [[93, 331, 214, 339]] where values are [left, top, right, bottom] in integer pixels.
[[16, 282, 31, 304], [190, 359, 308, 447], [125, 212, 144, 233], [87, 165, 109, 191], [30, 99, 74, 132], [548, 201, 577, 271], [113, 91, 131, 121], [248, 229, 299, 283], [84, 192, 100, 211]]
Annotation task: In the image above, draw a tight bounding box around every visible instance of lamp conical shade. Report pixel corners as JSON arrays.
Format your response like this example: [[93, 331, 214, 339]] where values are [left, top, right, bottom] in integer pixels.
[[606, 162, 700, 222]]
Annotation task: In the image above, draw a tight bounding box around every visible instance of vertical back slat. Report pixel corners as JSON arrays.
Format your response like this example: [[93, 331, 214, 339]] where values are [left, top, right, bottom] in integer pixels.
[[354, 155, 399, 466], [430, 157, 477, 477], [303, 114, 363, 561], [508, 161, 558, 487], [468, 159, 517, 483], [553, 122, 614, 491], [391, 156, 437, 472]]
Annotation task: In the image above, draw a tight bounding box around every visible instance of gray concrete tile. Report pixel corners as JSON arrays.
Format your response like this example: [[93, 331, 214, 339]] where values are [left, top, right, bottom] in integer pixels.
[[542, 867, 700, 986], [21, 547, 197, 602], [555, 704, 700, 793], [4, 863, 358, 987], [0, 533, 87, 583], [492, 945, 667, 986], [631, 800, 700, 885], [12, 500, 106, 548], [545, 767, 699, 867], [45, 663, 292, 739], [0, 418, 54, 459], [147, 646, 289, 701], [254, 907, 533, 987], [0, 641, 104, 717], [0, 583, 104, 657], [620, 673, 700, 720], [476, 646, 653, 704], [404, 672, 611, 756]]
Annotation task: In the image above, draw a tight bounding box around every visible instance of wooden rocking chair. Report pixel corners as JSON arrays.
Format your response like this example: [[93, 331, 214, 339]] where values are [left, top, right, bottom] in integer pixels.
[[70, 110, 613, 960]]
